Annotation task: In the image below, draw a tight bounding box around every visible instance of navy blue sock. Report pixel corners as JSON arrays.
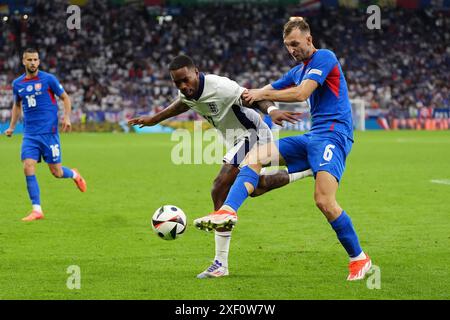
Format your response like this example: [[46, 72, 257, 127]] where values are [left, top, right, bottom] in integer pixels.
[[223, 166, 259, 212], [26, 175, 40, 205], [330, 211, 363, 258], [61, 167, 74, 179]]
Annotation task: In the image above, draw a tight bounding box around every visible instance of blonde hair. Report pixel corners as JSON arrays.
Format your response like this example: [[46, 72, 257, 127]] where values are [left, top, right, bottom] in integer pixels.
[[283, 17, 310, 38]]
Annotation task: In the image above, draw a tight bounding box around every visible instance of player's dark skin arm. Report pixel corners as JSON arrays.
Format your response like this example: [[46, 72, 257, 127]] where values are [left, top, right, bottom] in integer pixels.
[[128, 98, 190, 127]]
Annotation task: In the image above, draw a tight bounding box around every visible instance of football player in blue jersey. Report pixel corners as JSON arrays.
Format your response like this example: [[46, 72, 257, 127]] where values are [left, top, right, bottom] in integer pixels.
[[194, 18, 372, 281], [5, 48, 87, 221]]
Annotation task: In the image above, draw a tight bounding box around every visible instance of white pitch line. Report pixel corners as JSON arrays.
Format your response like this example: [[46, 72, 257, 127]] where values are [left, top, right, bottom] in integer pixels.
[[430, 179, 450, 186]]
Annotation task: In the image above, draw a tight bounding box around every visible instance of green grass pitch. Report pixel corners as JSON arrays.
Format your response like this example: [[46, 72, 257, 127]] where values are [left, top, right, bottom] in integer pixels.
[[0, 130, 449, 299]]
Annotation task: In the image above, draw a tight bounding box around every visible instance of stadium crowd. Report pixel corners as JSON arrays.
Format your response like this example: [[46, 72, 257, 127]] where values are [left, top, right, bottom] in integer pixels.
[[0, 1, 448, 122]]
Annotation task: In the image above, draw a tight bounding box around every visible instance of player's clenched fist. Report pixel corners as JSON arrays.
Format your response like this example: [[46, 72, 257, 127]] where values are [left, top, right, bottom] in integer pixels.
[[4, 127, 14, 137]]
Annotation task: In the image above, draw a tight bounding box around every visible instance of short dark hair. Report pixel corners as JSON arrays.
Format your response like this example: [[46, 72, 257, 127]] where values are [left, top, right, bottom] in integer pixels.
[[169, 55, 196, 71], [283, 17, 310, 38], [23, 48, 39, 56]]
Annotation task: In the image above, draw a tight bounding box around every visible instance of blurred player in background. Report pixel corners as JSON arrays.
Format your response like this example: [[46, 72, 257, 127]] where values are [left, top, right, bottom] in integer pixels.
[[195, 18, 372, 281], [5, 48, 87, 221], [129, 54, 312, 278]]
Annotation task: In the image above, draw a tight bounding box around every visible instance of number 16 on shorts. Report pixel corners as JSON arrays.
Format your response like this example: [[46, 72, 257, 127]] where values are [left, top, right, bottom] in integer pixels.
[[50, 144, 60, 158]]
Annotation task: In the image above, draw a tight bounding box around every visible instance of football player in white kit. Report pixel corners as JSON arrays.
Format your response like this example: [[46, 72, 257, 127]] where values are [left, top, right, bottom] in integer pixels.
[[129, 55, 312, 278]]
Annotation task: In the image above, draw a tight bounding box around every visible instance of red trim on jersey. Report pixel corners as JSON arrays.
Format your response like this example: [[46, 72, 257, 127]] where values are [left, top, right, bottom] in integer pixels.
[[302, 49, 318, 66], [325, 65, 340, 98], [48, 88, 57, 104], [21, 76, 40, 82], [330, 122, 335, 131]]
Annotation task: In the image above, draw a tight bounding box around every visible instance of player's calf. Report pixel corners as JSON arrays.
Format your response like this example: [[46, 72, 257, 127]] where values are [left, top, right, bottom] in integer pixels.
[[251, 168, 313, 197], [211, 175, 234, 210], [251, 170, 289, 197], [49, 166, 64, 178], [48, 165, 74, 179], [211, 164, 240, 210]]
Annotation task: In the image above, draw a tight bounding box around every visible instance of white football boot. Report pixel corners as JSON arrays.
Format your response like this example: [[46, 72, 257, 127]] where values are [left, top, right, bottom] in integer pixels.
[[197, 260, 229, 279]]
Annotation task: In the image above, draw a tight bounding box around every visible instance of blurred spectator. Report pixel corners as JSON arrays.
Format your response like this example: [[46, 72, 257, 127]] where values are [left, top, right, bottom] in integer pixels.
[[0, 1, 448, 122]]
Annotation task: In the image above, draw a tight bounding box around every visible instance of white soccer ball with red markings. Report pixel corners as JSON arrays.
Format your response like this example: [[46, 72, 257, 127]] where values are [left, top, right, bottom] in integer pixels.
[[151, 205, 187, 240]]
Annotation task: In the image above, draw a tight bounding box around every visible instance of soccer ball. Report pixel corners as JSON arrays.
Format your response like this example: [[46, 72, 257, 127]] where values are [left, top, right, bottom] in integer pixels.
[[151, 205, 187, 240]]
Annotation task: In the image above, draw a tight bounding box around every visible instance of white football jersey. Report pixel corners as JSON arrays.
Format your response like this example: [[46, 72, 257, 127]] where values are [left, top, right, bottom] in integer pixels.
[[179, 74, 272, 146]]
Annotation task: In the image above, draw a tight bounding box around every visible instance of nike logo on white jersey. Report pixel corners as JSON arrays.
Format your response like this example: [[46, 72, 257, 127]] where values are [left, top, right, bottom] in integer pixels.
[[319, 162, 329, 166], [19, 88, 25, 92]]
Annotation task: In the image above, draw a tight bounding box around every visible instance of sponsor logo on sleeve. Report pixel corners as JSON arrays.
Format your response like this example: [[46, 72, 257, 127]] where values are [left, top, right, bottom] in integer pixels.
[[308, 69, 323, 76]]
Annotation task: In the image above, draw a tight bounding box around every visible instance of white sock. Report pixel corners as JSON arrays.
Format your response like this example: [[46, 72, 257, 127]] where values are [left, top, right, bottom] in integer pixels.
[[260, 167, 284, 175], [214, 230, 231, 268], [350, 251, 367, 262], [72, 170, 78, 179], [32, 204, 42, 213], [288, 169, 313, 183]]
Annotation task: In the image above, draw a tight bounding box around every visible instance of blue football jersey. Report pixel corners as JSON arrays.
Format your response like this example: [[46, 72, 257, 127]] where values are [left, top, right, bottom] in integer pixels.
[[271, 49, 353, 140], [12, 70, 65, 135]]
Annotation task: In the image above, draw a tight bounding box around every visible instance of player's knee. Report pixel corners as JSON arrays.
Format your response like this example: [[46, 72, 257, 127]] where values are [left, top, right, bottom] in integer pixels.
[[244, 152, 264, 170], [314, 194, 334, 214], [23, 161, 35, 175]]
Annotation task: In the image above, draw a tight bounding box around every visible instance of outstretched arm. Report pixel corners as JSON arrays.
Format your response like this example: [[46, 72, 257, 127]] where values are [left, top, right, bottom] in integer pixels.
[[128, 98, 190, 127], [243, 79, 319, 104], [5, 101, 22, 137], [261, 84, 275, 90], [240, 91, 301, 126]]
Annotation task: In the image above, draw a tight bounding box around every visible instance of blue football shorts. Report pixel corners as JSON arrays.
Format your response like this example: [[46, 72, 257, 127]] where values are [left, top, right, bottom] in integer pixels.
[[21, 134, 62, 164], [276, 131, 353, 182]]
